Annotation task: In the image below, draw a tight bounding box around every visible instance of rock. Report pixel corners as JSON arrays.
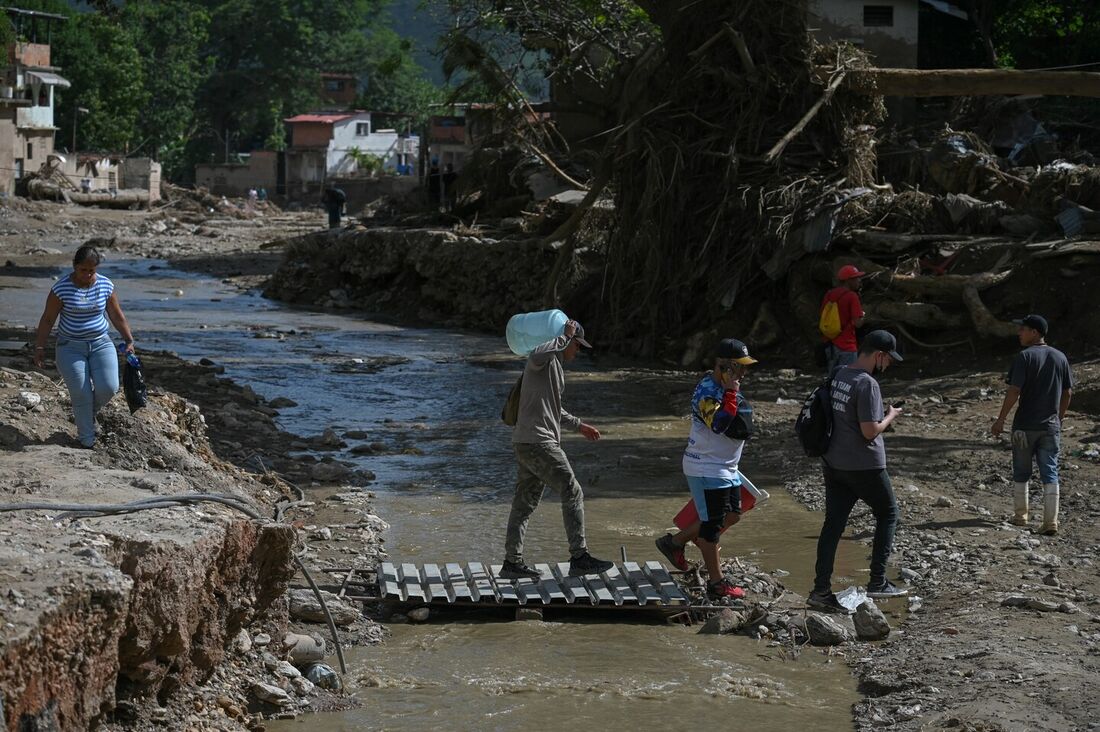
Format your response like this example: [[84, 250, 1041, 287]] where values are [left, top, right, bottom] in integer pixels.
[[697, 608, 745, 635], [16, 391, 41, 409], [310, 461, 352, 482], [1025, 598, 1060, 613], [1043, 573, 1060, 587], [317, 428, 344, 447], [310, 527, 333, 541], [408, 607, 431, 623], [262, 652, 279, 670], [253, 632, 272, 647], [934, 496, 954, 508], [283, 632, 325, 664], [806, 613, 850, 646], [1058, 602, 1080, 614], [291, 676, 315, 696], [1000, 596, 1030, 608], [251, 682, 290, 706], [900, 568, 922, 582], [269, 396, 298, 408], [388, 612, 408, 624], [853, 600, 891, 641], [288, 589, 360, 626], [232, 629, 252, 653], [514, 608, 542, 621], [275, 660, 302, 678], [304, 663, 342, 691]]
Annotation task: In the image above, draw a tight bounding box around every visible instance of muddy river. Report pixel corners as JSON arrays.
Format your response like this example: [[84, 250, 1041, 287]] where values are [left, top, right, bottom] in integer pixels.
[[0, 259, 865, 730]]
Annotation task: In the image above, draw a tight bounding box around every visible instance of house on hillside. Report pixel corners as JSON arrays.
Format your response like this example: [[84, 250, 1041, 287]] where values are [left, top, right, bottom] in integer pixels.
[[1, 6, 70, 195], [283, 111, 418, 196], [320, 73, 358, 108], [809, 0, 969, 69], [426, 103, 543, 172]]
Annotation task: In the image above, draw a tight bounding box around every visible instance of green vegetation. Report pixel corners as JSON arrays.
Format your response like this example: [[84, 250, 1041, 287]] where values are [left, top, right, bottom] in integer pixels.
[[6, 0, 473, 181]]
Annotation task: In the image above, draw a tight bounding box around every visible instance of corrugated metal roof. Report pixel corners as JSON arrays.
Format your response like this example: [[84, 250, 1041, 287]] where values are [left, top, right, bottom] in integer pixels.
[[284, 114, 353, 124], [26, 71, 70, 89]]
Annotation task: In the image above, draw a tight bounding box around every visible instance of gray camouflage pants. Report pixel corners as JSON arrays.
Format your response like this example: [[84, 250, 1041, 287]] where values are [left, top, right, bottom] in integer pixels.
[[504, 442, 587, 563]]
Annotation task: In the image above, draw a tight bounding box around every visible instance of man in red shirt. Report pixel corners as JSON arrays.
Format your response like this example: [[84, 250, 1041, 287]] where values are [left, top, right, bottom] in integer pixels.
[[820, 264, 866, 372]]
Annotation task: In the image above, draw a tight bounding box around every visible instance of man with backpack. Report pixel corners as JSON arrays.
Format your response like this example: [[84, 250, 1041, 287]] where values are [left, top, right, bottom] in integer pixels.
[[808, 330, 907, 613], [819, 264, 866, 373], [500, 319, 615, 580]]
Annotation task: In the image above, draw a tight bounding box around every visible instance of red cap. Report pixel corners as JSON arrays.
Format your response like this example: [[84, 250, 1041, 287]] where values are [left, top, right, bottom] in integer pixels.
[[837, 264, 866, 281]]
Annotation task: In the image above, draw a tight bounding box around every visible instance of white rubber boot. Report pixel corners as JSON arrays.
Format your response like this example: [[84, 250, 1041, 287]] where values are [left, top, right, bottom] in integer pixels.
[[1039, 484, 1059, 535], [1011, 481, 1029, 526]]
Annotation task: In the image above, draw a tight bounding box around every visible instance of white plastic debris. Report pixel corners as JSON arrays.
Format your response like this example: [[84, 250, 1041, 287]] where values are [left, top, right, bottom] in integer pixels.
[[836, 586, 868, 612]]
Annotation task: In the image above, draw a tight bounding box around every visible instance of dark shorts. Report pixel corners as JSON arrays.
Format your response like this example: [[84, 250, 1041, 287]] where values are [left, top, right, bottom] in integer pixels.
[[687, 475, 741, 523]]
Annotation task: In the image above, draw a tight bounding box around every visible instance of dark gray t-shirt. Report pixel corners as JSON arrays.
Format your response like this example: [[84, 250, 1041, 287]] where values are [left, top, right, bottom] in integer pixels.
[[1007, 345, 1073, 432], [823, 367, 886, 471]]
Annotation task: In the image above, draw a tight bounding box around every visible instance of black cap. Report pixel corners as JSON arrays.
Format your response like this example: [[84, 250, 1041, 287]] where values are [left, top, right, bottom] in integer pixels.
[[715, 338, 758, 365], [863, 330, 903, 361], [1012, 314, 1048, 336]]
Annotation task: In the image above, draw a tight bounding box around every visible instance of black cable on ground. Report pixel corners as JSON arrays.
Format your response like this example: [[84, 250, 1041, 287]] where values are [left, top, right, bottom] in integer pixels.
[[0, 493, 348, 675]]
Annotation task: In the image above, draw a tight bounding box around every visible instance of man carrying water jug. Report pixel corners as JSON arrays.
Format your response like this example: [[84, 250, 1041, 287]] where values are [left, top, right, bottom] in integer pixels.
[[500, 318, 616, 579]]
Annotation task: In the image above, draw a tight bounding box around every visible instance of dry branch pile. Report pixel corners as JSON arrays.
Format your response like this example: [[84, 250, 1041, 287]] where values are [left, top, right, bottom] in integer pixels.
[[598, 1, 883, 355]]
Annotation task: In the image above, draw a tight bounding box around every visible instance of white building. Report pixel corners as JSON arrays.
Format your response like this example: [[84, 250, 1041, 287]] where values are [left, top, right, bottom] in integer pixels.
[[285, 111, 418, 178]]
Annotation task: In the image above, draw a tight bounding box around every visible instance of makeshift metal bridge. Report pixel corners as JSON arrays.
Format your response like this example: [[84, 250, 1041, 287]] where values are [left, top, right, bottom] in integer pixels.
[[377, 561, 691, 610]]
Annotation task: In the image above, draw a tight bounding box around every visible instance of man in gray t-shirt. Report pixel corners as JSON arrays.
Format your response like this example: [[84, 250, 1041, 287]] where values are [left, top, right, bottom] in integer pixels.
[[810, 330, 906, 614], [992, 314, 1074, 535]]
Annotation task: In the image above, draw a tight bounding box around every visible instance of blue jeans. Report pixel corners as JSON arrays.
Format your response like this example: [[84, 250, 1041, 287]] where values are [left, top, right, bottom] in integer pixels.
[[56, 334, 119, 446], [826, 344, 857, 374], [814, 465, 898, 592], [1012, 430, 1060, 484]]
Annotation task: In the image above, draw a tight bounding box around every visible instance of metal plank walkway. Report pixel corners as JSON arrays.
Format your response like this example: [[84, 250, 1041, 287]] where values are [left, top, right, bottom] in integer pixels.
[[379, 561, 690, 609]]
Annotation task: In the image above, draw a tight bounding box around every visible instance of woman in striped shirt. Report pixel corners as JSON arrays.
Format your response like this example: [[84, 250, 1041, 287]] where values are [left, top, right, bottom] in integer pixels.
[[33, 245, 136, 448]]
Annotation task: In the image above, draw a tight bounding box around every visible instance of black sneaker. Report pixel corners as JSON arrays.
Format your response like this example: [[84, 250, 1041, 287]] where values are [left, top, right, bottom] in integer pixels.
[[807, 589, 850, 614], [655, 534, 688, 571], [498, 560, 540, 581], [568, 552, 614, 577], [866, 579, 908, 598]]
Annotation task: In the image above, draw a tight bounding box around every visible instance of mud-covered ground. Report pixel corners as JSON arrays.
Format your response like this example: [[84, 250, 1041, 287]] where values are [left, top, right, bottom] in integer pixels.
[[0, 201, 387, 730], [2, 199, 1100, 731]]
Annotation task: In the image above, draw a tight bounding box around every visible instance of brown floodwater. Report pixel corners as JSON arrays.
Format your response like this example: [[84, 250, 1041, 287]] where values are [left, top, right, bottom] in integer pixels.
[[0, 259, 866, 731]]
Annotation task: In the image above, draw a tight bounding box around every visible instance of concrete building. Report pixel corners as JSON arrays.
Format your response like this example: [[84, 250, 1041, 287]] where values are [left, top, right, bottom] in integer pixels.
[[195, 151, 279, 197], [283, 111, 418, 196], [320, 73, 358, 108], [809, 0, 922, 68], [3, 7, 70, 191]]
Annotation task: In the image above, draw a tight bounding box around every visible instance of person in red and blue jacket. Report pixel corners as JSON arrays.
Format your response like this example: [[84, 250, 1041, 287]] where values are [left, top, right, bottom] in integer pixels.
[[656, 338, 756, 599]]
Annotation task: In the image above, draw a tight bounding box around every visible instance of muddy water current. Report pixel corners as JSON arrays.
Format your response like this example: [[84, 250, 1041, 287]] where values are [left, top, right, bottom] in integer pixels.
[[0, 259, 863, 730]]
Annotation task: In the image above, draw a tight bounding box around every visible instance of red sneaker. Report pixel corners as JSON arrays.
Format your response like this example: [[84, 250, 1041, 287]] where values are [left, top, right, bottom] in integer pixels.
[[707, 579, 745, 600], [655, 534, 688, 571]]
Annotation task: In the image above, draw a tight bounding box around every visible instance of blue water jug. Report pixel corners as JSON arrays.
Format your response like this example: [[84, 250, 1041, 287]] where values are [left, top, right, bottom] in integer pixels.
[[506, 309, 569, 356]]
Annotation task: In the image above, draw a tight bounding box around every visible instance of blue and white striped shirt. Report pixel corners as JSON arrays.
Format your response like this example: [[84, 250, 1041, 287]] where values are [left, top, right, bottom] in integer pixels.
[[51, 274, 114, 339]]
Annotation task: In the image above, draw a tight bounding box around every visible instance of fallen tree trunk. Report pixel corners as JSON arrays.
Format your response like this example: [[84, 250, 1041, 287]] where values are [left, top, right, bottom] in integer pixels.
[[888, 269, 1012, 298], [963, 285, 1018, 338], [865, 301, 964, 329], [68, 191, 150, 209], [844, 68, 1100, 98]]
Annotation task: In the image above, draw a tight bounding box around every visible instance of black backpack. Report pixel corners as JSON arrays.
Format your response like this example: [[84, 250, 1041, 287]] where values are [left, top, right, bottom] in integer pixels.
[[795, 373, 834, 457]]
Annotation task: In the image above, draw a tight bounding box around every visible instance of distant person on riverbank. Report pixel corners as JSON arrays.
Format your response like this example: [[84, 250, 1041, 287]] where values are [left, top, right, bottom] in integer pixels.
[[810, 330, 906, 614], [32, 245, 136, 448], [321, 186, 346, 229], [819, 265, 866, 373], [655, 338, 757, 600], [991, 314, 1073, 535], [500, 319, 615, 580]]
